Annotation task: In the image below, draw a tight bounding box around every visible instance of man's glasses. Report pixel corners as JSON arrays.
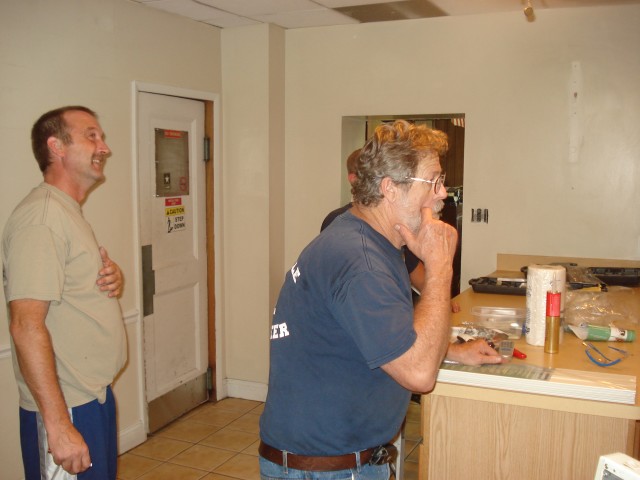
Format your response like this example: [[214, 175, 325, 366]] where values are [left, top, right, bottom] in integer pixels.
[[406, 173, 446, 194]]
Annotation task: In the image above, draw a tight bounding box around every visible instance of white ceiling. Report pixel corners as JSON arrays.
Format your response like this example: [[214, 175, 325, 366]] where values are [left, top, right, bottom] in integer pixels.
[[131, 0, 640, 29]]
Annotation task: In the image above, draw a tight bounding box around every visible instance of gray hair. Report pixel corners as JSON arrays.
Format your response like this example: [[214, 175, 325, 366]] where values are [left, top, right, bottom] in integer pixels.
[[351, 120, 448, 206]]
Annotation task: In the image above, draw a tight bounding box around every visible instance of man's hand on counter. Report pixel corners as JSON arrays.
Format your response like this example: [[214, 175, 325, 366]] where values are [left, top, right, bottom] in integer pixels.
[[446, 340, 504, 366]]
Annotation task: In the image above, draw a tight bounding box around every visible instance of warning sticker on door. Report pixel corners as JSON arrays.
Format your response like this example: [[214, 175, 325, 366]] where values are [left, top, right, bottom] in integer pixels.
[[165, 198, 186, 233]]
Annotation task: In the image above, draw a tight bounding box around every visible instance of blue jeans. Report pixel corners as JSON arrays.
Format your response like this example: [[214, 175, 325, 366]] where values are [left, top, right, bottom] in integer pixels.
[[259, 456, 390, 480]]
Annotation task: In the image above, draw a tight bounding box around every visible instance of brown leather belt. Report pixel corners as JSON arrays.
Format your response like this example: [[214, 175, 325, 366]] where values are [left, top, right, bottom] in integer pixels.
[[259, 441, 378, 471]]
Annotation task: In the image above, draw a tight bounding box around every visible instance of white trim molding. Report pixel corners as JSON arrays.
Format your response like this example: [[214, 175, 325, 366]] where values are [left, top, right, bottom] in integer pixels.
[[118, 419, 147, 455], [224, 379, 268, 403]]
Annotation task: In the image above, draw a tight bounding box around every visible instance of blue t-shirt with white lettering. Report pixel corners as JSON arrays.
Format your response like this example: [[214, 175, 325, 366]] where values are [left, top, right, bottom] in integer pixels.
[[259, 211, 416, 456]]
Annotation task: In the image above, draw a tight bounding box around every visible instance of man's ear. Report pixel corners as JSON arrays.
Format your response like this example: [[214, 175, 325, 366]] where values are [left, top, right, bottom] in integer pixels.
[[47, 137, 64, 158], [380, 177, 397, 202]]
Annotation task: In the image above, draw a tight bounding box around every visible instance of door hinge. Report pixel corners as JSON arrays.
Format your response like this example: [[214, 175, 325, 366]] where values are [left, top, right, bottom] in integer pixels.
[[203, 137, 211, 162]]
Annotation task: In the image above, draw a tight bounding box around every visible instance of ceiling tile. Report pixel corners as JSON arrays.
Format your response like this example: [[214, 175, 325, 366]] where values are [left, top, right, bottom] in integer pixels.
[[142, 0, 223, 20], [253, 8, 359, 28], [133, 0, 640, 29], [336, 0, 446, 22], [314, 0, 397, 7], [195, 0, 321, 16], [428, 0, 522, 16], [201, 12, 262, 28]]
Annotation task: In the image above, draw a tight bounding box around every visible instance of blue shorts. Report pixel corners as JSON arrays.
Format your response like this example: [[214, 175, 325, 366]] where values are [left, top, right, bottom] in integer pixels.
[[19, 386, 117, 480]]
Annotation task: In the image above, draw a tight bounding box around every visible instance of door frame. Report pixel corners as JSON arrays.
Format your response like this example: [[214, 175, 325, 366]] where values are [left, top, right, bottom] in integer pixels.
[[131, 82, 222, 434]]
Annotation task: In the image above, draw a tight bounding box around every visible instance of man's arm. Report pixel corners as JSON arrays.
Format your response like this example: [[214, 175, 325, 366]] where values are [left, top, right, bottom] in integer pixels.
[[9, 299, 92, 474], [408, 261, 460, 313], [409, 262, 502, 365], [408, 261, 425, 291], [382, 208, 458, 393]]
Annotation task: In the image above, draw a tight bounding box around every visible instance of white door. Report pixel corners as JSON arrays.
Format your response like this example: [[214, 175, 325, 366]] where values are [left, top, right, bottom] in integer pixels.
[[137, 93, 208, 427]]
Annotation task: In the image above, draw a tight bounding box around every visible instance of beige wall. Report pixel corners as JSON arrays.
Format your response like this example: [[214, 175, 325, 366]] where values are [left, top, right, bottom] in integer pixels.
[[0, 0, 221, 476], [219, 24, 285, 400], [219, 4, 640, 405], [2, 1, 640, 477], [284, 5, 640, 288]]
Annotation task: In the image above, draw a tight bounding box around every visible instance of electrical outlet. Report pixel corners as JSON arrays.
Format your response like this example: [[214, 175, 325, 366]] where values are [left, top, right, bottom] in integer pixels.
[[471, 208, 489, 223]]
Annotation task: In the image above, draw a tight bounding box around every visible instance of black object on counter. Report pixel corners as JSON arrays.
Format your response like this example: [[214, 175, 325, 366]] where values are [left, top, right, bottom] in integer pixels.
[[588, 267, 640, 286], [468, 277, 527, 296]]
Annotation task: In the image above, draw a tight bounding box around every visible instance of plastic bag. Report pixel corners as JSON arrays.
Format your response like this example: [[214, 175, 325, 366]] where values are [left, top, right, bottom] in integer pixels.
[[564, 286, 638, 327]]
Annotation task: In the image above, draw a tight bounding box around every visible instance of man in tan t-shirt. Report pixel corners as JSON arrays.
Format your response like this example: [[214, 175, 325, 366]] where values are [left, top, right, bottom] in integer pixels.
[[2, 106, 126, 479]]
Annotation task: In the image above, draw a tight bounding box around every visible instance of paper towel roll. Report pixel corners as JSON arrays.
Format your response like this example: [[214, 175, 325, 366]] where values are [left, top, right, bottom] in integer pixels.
[[525, 264, 566, 346]]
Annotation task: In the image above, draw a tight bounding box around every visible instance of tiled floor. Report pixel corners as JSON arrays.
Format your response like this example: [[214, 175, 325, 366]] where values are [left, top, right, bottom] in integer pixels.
[[118, 398, 421, 480]]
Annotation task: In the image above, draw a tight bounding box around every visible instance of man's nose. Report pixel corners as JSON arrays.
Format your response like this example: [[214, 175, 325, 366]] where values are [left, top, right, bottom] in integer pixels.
[[97, 139, 111, 156]]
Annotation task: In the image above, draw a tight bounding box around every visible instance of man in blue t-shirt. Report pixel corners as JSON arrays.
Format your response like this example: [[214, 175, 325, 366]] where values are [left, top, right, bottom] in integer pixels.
[[321, 148, 461, 312], [321, 150, 423, 284], [259, 120, 501, 480]]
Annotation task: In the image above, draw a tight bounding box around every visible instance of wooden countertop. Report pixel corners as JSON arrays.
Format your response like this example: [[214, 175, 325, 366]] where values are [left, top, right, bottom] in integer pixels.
[[434, 273, 640, 419]]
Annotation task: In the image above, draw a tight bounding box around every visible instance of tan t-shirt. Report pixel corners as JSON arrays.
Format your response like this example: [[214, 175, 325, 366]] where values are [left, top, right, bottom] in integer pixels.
[[2, 183, 127, 410]]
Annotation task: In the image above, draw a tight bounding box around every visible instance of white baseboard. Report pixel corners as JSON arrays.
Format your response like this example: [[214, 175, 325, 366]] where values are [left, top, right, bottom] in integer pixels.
[[118, 419, 147, 454], [224, 379, 268, 402]]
